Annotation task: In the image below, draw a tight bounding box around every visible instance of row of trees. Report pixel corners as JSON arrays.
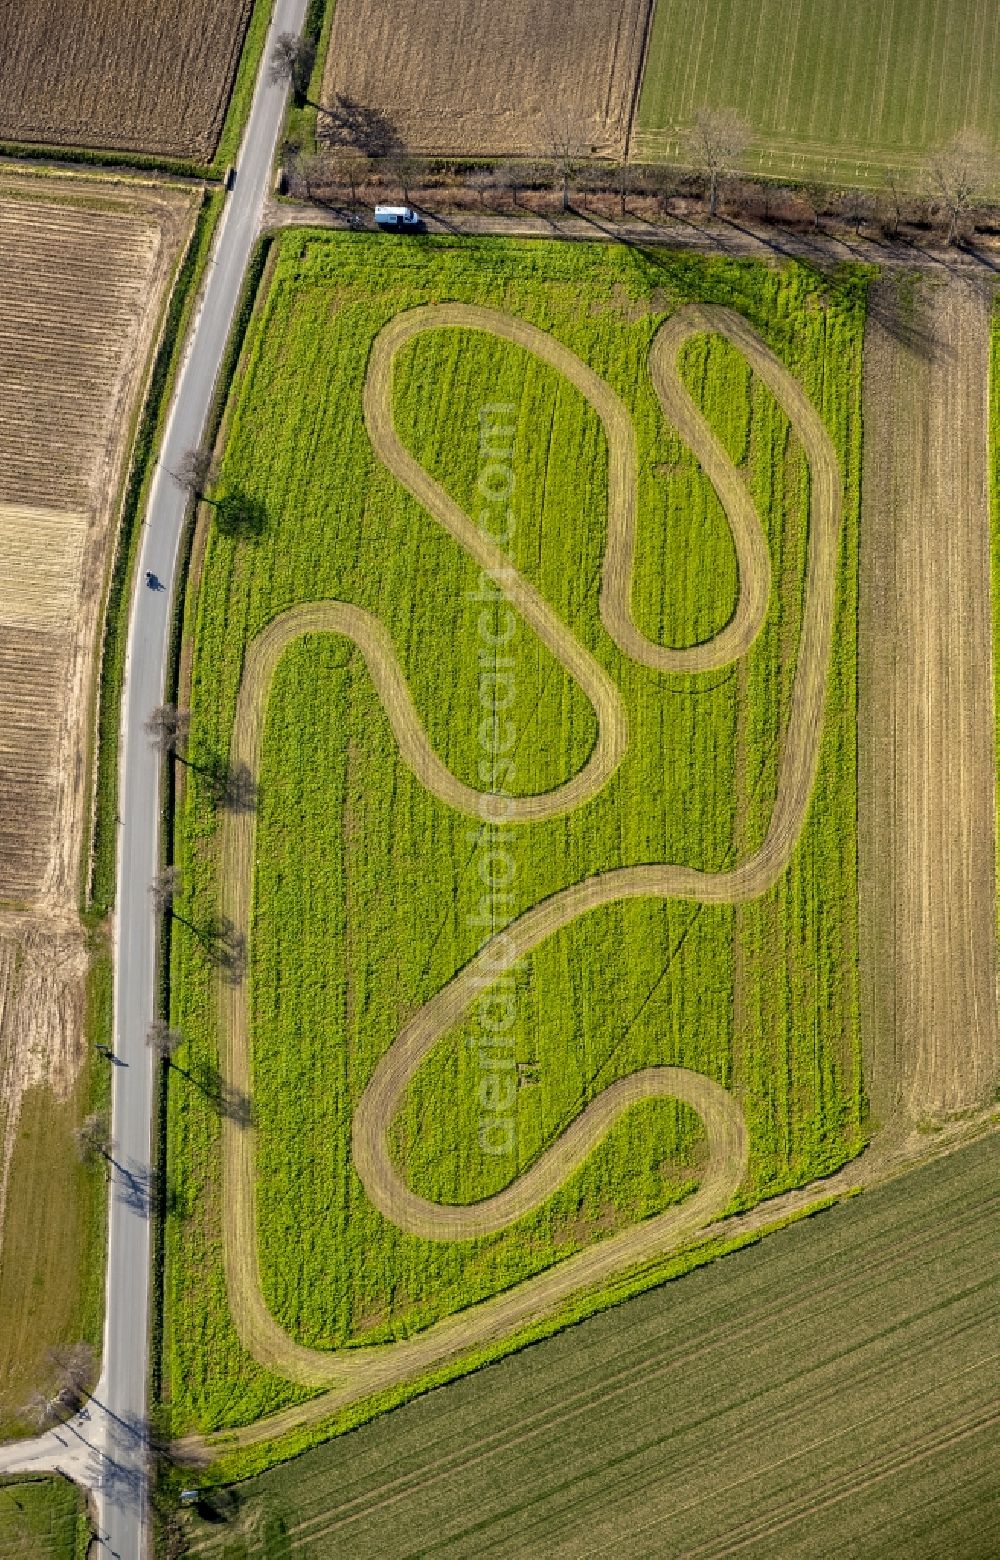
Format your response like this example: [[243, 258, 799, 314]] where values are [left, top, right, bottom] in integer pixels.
[[268, 26, 998, 250]]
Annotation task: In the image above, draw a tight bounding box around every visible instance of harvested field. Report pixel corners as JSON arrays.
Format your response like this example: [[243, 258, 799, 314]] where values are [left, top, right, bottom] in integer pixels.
[[0, 172, 197, 912], [0, 172, 196, 1425], [0, 0, 255, 161], [859, 276, 999, 1120], [182, 1132, 1000, 1557], [0, 628, 72, 906], [322, 0, 652, 157], [635, 0, 1000, 186]]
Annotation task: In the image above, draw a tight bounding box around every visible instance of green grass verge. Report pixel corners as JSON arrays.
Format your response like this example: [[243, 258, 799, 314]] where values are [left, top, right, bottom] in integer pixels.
[[213, 0, 277, 176], [175, 1134, 1000, 1552], [0, 1478, 91, 1559], [162, 233, 867, 1449], [284, 0, 338, 156], [992, 300, 1000, 945], [0, 1057, 108, 1436], [635, 0, 1000, 188], [89, 191, 224, 914]]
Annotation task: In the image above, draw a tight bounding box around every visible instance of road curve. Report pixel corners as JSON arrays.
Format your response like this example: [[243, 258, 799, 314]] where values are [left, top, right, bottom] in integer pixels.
[[91, 2, 308, 1555], [213, 303, 841, 1396]]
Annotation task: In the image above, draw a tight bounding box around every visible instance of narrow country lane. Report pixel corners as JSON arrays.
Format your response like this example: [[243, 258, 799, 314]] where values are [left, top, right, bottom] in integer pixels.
[[0, 3, 306, 1556]]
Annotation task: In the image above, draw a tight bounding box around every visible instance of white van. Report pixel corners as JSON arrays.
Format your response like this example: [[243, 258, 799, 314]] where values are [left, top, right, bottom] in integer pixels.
[[374, 204, 424, 232]]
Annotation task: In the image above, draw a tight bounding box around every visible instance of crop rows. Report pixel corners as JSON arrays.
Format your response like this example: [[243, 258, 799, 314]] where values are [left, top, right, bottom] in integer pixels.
[[181, 1136, 1000, 1557], [324, 0, 650, 158], [636, 0, 1000, 184], [0, 627, 69, 902], [0, 196, 161, 512], [165, 235, 866, 1437], [0, 0, 254, 160]]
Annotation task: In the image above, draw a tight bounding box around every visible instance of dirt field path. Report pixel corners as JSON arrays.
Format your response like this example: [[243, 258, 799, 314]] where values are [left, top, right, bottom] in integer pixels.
[[859, 277, 999, 1120], [207, 301, 844, 1420]]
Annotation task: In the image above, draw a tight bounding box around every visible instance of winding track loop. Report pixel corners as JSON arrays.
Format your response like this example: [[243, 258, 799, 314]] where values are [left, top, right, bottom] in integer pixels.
[[217, 302, 842, 1387]]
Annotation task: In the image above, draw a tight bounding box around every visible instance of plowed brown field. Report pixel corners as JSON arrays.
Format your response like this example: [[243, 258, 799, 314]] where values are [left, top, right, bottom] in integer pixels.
[[859, 276, 999, 1121], [322, 0, 652, 157], [0, 0, 253, 160], [0, 173, 197, 1376]]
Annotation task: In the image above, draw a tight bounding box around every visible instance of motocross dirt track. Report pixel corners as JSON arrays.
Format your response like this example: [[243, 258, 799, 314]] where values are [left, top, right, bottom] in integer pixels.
[[209, 302, 842, 1425]]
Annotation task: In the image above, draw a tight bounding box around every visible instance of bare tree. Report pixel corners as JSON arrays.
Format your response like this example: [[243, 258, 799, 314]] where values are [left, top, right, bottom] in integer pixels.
[[383, 147, 421, 202], [545, 109, 587, 212], [493, 159, 522, 208], [147, 1020, 183, 1060], [683, 107, 750, 218], [269, 30, 316, 100], [329, 145, 370, 206], [150, 867, 182, 915], [615, 155, 634, 220], [23, 1388, 54, 1429], [467, 166, 497, 207], [287, 149, 329, 202], [927, 130, 995, 243], [49, 1343, 96, 1412], [74, 1111, 111, 1165], [145, 703, 190, 755], [172, 446, 216, 499], [879, 166, 904, 237]]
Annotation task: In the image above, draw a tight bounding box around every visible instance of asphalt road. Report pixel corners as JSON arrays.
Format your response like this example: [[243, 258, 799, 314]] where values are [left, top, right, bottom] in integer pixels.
[[0, 5, 309, 1555]]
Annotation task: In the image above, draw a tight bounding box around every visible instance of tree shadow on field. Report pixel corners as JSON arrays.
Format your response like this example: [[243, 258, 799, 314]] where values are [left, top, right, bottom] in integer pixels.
[[191, 750, 259, 815], [211, 488, 269, 541], [170, 908, 248, 986], [172, 1053, 254, 1128]]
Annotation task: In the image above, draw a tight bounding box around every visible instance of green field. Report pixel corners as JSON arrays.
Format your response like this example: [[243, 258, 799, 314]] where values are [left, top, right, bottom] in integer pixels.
[[635, 0, 1000, 185], [164, 233, 866, 1447], [0, 1477, 90, 1559], [179, 1134, 1000, 1557]]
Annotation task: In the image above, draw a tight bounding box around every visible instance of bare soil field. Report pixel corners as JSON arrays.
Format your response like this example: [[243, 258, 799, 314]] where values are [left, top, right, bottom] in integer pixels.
[[0, 172, 196, 915], [322, 0, 652, 157], [859, 276, 999, 1121], [0, 170, 197, 1409], [0, 0, 254, 161]]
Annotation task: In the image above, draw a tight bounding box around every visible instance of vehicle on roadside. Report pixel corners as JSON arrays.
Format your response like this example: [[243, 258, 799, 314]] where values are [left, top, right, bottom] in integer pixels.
[[374, 204, 424, 233]]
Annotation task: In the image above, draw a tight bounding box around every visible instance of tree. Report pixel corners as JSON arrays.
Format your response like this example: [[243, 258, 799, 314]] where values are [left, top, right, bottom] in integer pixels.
[[49, 1343, 96, 1412], [145, 703, 189, 755], [147, 1020, 183, 1060], [286, 148, 329, 202], [493, 160, 522, 208], [329, 146, 370, 207], [545, 109, 587, 212], [171, 446, 215, 499], [927, 130, 995, 243], [683, 107, 750, 218], [150, 866, 182, 915], [74, 1111, 111, 1165], [269, 31, 316, 101], [615, 155, 634, 221], [467, 166, 497, 207], [383, 147, 421, 202], [880, 166, 904, 237]]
